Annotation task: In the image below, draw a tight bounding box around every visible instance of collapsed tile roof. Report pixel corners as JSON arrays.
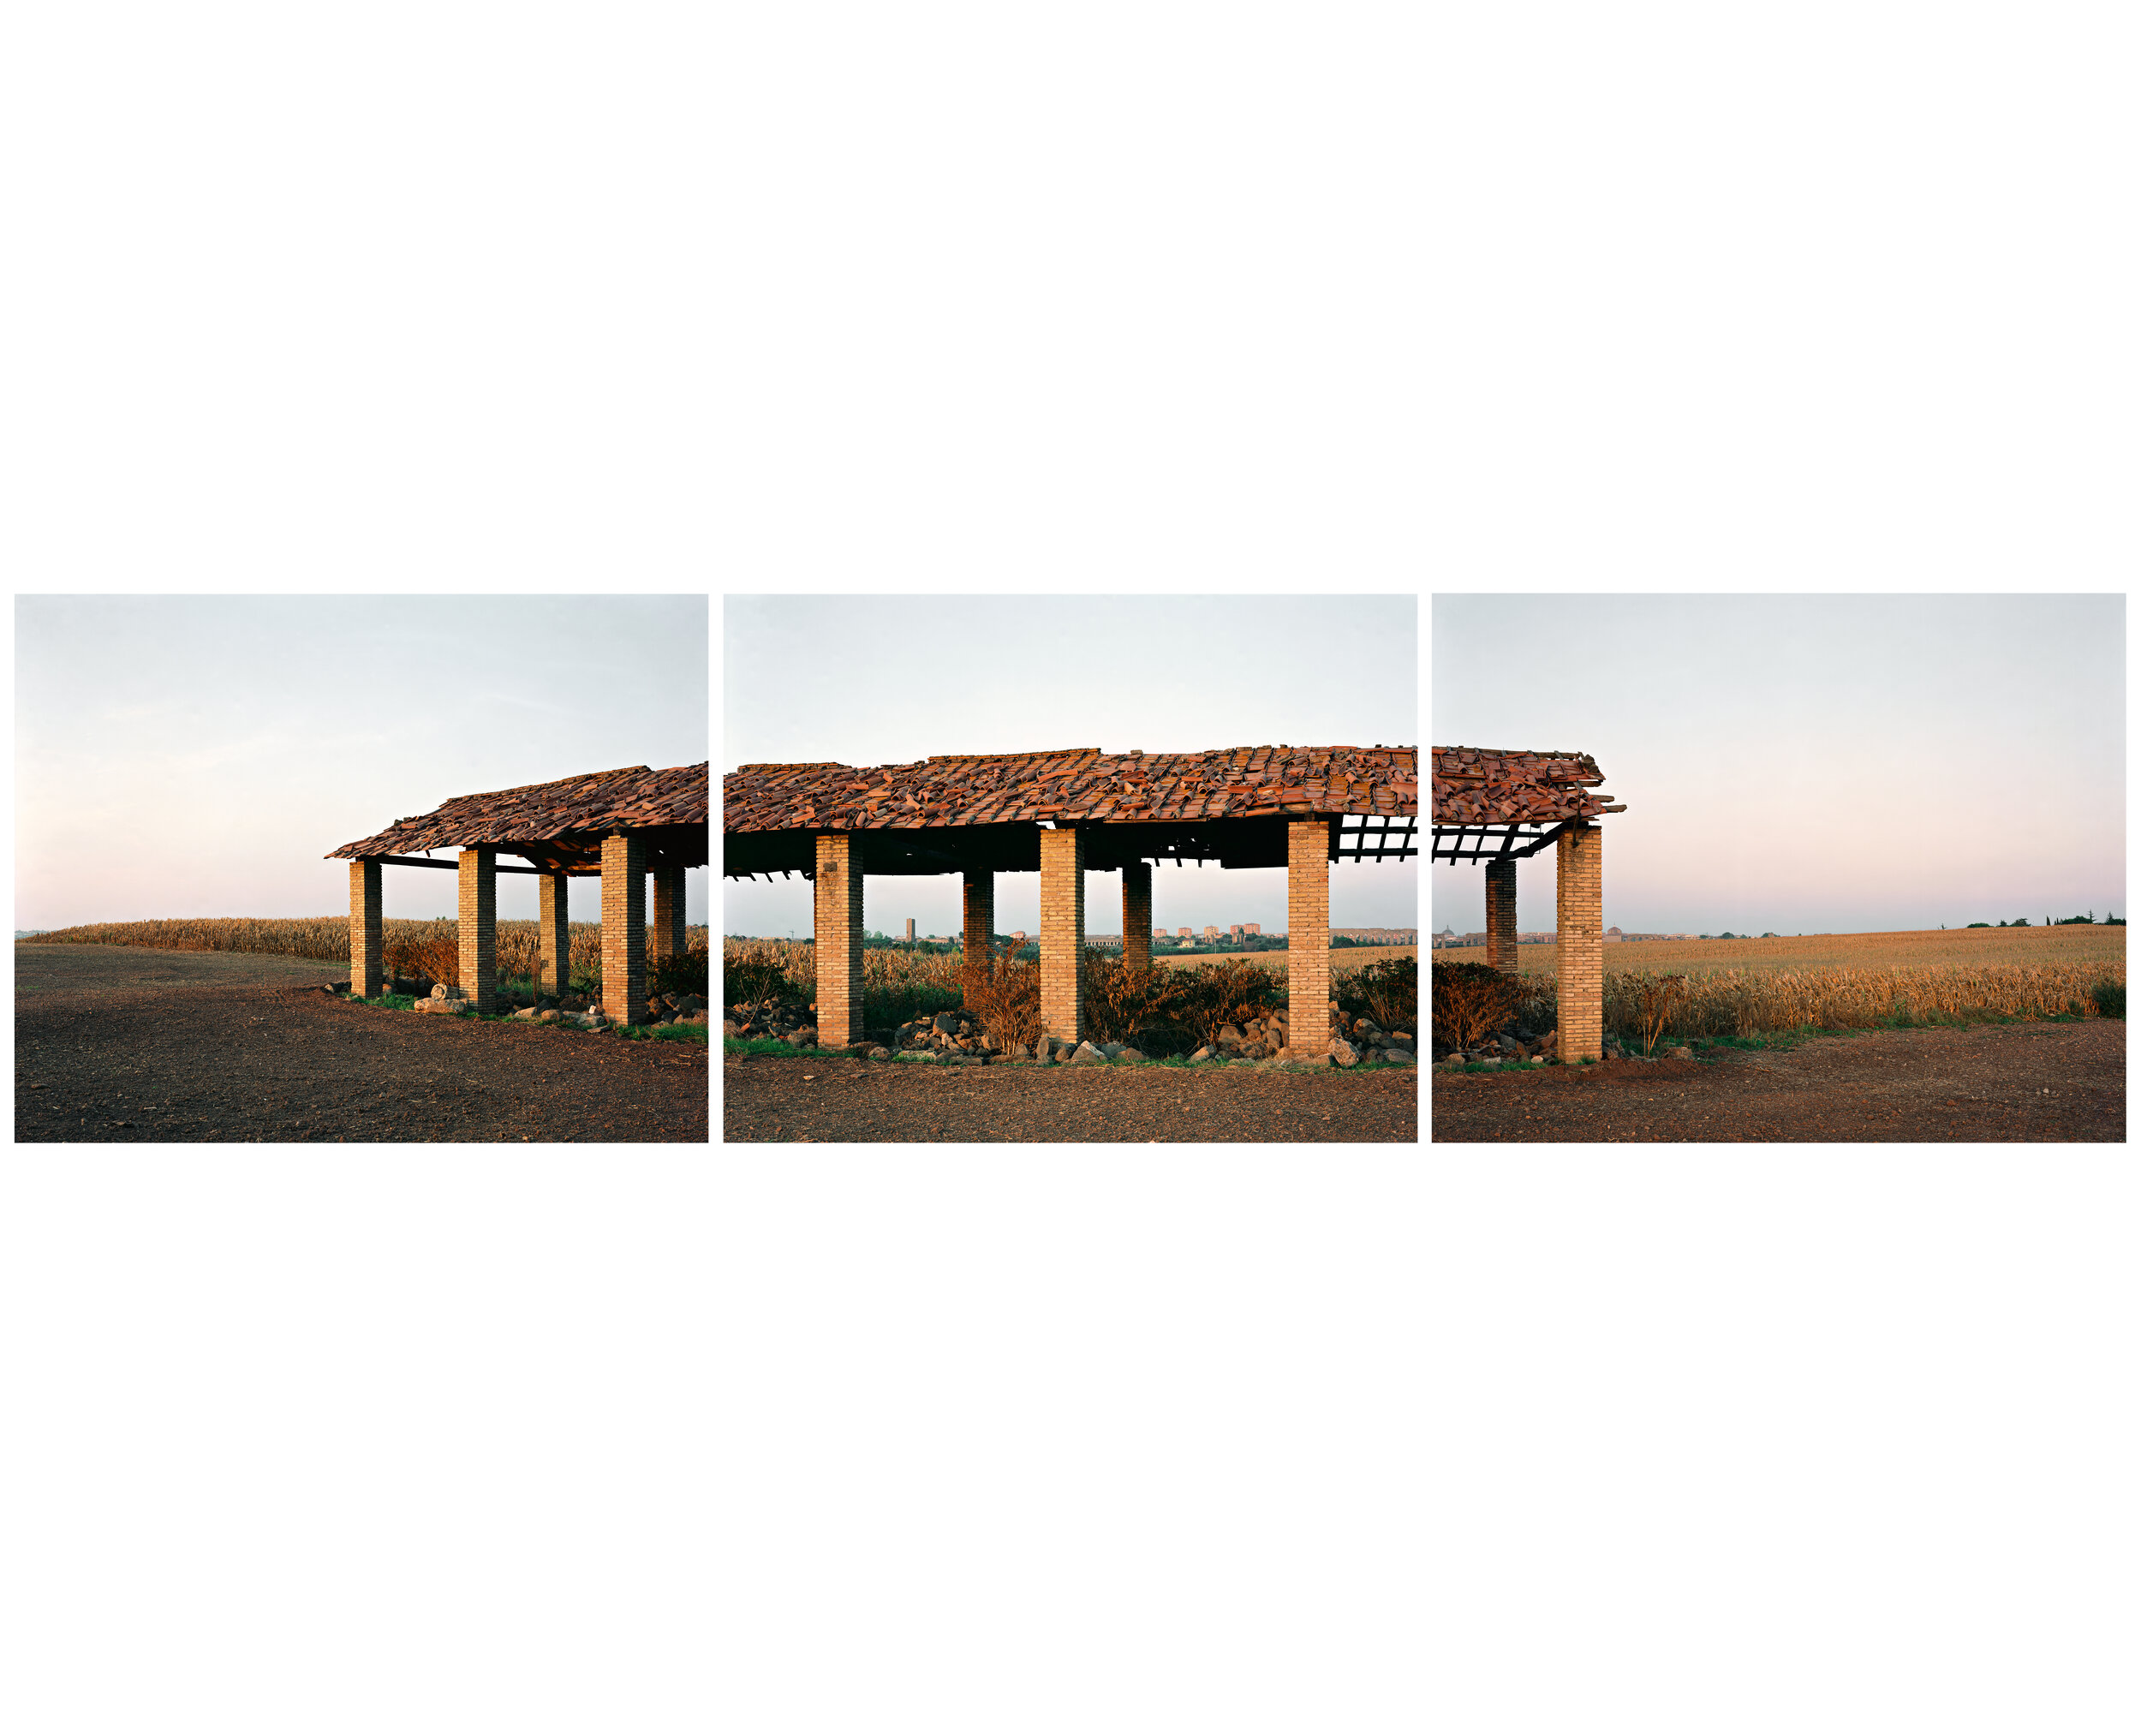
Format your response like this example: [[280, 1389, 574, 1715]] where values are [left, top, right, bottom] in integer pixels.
[[723, 745, 1418, 833], [1430, 746, 1622, 824], [327, 762, 710, 858]]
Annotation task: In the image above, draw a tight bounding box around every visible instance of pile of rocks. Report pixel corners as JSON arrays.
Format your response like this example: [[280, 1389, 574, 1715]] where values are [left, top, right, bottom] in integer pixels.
[[715, 994, 1419, 1069], [723, 998, 820, 1047], [1432, 1024, 1698, 1067]]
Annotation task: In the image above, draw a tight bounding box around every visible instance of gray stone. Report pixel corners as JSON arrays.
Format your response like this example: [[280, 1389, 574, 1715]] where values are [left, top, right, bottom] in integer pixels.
[[1188, 1046, 1215, 1063], [931, 1012, 960, 1033], [1100, 1042, 1125, 1059], [540, 1010, 563, 1023], [1117, 1048, 1146, 1063], [1667, 1046, 1696, 1061], [1070, 1041, 1109, 1065], [1381, 1049, 1416, 1066], [513, 1006, 540, 1020], [868, 1047, 891, 1060], [1217, 1024, 1246, 1043], [897, 1050, 937, 1064], [1329, 1039, 1361, 1068]]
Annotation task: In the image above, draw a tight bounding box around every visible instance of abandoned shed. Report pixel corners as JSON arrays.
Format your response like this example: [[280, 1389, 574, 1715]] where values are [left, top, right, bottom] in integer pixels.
[[327, 761, 710, 1025], [723, 744, 1419, 1053], [1430, 746, 1625, 1063]]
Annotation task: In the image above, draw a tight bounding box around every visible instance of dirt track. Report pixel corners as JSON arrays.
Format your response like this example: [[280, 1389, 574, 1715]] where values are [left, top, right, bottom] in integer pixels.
[[15, 943, 708, 1144], [724, 1053, 1418, 1142], [1431, 1019, 2124, 1142]]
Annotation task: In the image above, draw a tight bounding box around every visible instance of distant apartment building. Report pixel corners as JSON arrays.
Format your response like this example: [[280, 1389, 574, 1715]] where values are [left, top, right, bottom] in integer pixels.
[[1177, 927, 1192, 937], [1245, 922, 1260, 935]]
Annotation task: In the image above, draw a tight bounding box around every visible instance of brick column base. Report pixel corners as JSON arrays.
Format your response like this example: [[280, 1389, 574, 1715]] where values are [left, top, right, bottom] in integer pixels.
[[458, 848, 497, 1012], [1286, 820, 1332, 1057], [1555, 824, 1602, 1063], [1040, 826, 1085, 1044], [349, 861, 383, 999], [1122, 861, 1152, 978], [814, 832, 864, 1047], [962, 870, 995, 1007], [601, 832, 647, 1027], [1485, 856, 1518, 973]]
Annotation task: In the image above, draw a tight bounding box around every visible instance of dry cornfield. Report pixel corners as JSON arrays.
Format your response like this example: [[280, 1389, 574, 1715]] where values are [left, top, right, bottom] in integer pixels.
[[1507, 926, 2125, 976], [1506, 959, 2126, 1044], [29, 916, 710, 987]]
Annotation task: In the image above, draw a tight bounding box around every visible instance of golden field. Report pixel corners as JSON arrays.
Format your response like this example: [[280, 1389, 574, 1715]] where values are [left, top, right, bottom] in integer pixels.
[[1508, 927, 2124, 976], [1464, 927, 2126, 1043], [25, 916, 710, 987]]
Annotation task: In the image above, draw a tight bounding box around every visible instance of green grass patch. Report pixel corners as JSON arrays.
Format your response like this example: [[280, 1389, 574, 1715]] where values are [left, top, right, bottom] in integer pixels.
[[354, 993, 707, 1044]]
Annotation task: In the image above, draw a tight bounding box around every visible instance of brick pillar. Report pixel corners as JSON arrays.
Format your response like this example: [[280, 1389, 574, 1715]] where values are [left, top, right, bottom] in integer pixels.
[[1485, 856, 1518, 972], [961, 869, 994, 1006], [1555, 823, 1603, 1063], [1121, 862, 1152, 977], [1039, 825, 1084, 1044], [600, 831, 647, 1027], [349, 861, 383, 998], [651, 862, 686, 967], [540, 870, 570, 1000], [814, 832, 864, 1047], [1286, 820, 1332, 1059], [458, 847, 497, 1012]]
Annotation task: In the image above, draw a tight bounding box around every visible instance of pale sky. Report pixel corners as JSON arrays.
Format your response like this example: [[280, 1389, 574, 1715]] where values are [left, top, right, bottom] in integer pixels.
[[723, 594, 1417, 940], [15, 595, 709, 932], [1431, 594, 2126, 936]]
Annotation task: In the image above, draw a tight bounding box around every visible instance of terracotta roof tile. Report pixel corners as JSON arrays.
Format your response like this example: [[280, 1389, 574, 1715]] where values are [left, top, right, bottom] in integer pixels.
[[723, 745, 1418, 833], [1430, 746, 1617, 824], [327, 761, 709, 858]]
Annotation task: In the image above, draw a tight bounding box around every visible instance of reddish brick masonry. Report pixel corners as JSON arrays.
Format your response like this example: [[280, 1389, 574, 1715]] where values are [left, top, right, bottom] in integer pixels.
[[540, 870, 570, 999], [1555, 824, 1602, 1062], [349, 861, 383, 998], [1286, 820, 1331, 1056], [963, 870, 995, 1005], [458, 849, 497, 1012], [651, 862, 686, 962], [1040, 826, 1085, 1043], [814, 832, 862, 1047], [1485, 856, 1517, 972], [600, 832, 648, 1027], [1122, 861, 1152, 976]]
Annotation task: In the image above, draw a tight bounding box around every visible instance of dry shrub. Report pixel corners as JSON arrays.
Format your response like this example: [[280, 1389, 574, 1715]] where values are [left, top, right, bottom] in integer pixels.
[[1431, 960, 1530, 1049], [964, 939, 1046, 1050], [1337, 956, 1418, 1031]]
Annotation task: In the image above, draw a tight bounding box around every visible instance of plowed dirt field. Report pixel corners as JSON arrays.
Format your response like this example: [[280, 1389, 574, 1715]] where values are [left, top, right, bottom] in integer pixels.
[[16, 943, 708, 1143], [1431, 1019, 2123, 1142]]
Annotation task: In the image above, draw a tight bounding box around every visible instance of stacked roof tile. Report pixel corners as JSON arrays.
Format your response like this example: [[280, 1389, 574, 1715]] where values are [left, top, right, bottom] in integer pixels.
[[1431, 746, 1619, 824], [723, 745, 1418, 834], [327, 762, 709, 858]]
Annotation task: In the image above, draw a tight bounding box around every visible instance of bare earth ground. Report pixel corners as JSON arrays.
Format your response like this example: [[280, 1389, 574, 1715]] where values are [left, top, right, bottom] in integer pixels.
[[1430, 1019, 2124, 1142], [15, 944, 708, 1143], [723, 1054, 1418, 1142]]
